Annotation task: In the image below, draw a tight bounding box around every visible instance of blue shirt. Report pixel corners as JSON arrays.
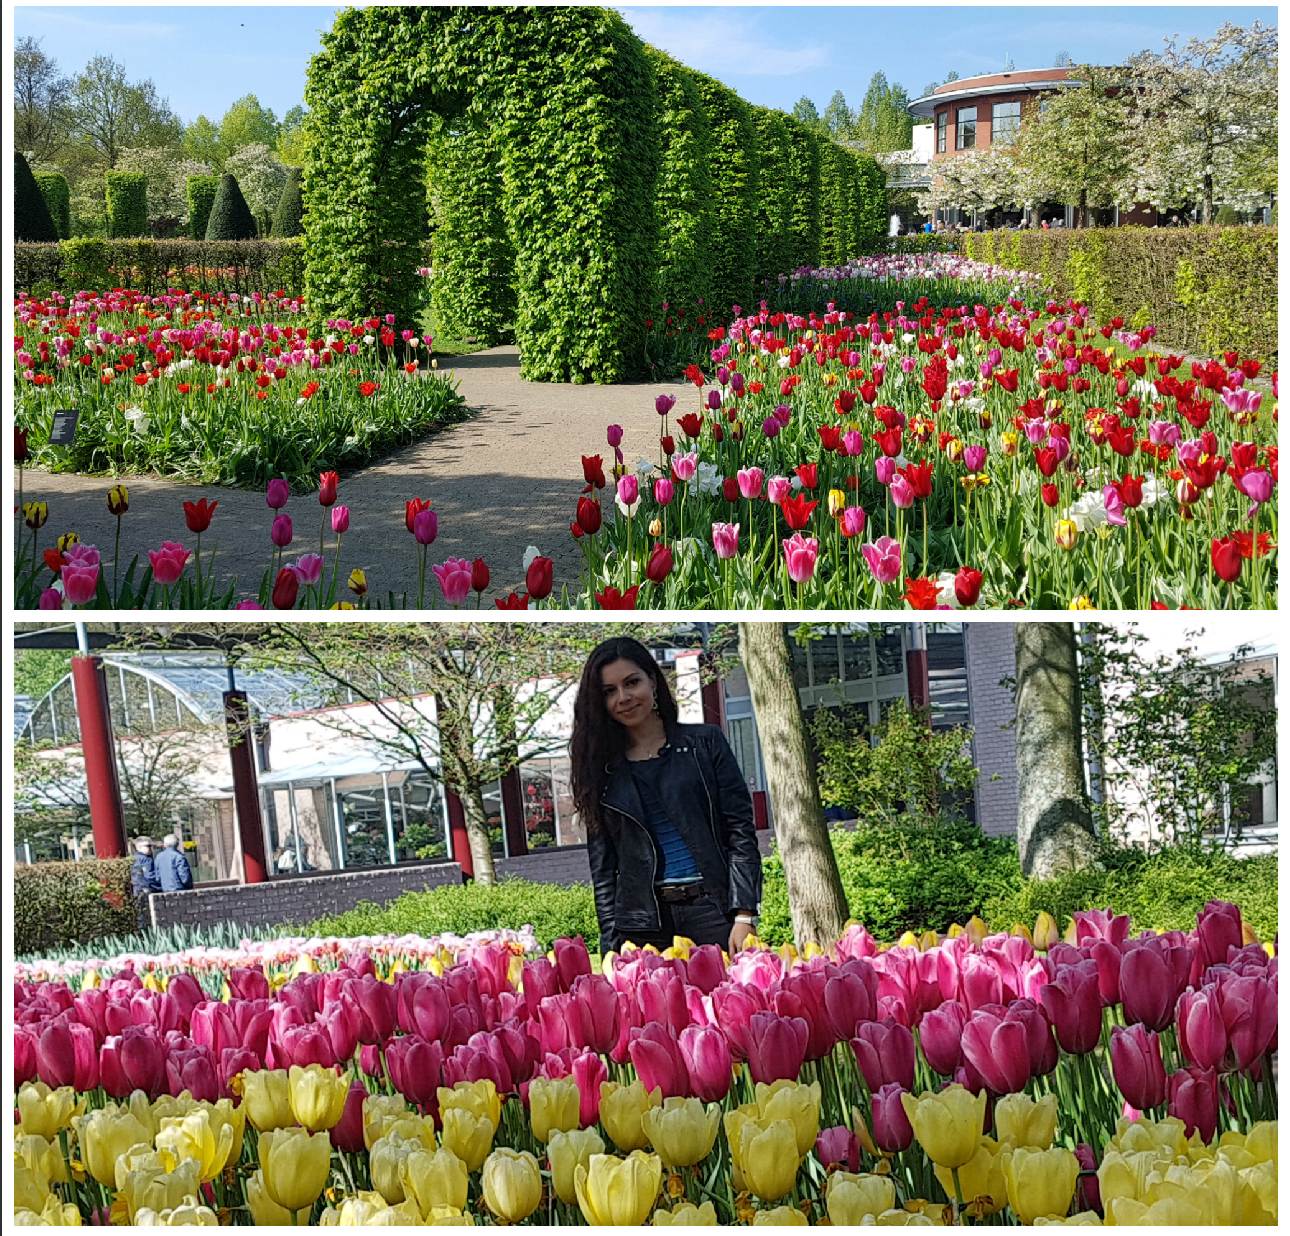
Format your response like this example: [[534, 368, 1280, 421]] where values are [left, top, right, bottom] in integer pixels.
[[630, 756, 701, 884], [155, 846, 194, 892]]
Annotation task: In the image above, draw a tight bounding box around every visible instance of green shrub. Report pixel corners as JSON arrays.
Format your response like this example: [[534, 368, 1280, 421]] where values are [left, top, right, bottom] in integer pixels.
[[104, 171, 148, 238], [15, 152, 58, 242], [205, 173, 257, 241], [186, 175, 221, 240], [963, 226, 1277, 361], [303, 877, 600, 951], [34, 171, 71, 239], [14, 859, 137, 955], [271, 167, 305, 239]]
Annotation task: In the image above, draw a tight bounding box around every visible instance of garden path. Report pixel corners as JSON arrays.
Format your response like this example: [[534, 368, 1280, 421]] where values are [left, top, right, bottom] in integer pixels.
[[21, 348, 690, 608]]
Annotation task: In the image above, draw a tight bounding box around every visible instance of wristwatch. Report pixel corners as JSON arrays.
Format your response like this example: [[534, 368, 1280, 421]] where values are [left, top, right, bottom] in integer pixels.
[[733, 912, 759, 928]]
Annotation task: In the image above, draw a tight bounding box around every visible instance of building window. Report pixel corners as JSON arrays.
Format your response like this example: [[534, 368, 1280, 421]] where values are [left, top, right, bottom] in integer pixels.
[[956, 106, 977, 149], [936, 111, 947, 153], [992, 101, 1021, 145]]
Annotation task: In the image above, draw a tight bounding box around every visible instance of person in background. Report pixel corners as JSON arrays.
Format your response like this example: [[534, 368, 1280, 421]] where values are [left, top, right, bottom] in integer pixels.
[[156, 833, 194, 892], [130, 836, 161, 929]]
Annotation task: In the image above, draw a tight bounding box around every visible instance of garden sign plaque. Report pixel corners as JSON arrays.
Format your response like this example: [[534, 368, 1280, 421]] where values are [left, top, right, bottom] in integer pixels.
[[49, 410, 79, 445]]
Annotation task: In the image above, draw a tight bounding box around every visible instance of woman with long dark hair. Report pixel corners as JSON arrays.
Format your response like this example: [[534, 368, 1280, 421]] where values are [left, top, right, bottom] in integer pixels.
[[570, 636, 762, 955]]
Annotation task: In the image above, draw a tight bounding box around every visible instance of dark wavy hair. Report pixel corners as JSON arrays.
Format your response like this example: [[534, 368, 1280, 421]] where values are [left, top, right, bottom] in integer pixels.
[[570, 636, 678, 834]]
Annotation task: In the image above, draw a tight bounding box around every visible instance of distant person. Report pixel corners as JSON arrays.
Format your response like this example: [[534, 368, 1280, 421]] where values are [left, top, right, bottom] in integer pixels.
[[923, 220, 934, 234], [130, 836, 161, 929], [1041, 219, 1050, 230], [156, 833, 194, 892], [275, 845, 298, 874]]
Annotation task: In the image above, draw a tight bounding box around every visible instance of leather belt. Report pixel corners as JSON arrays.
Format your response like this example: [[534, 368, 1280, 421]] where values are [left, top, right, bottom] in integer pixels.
[[656, 882, 705, 904]]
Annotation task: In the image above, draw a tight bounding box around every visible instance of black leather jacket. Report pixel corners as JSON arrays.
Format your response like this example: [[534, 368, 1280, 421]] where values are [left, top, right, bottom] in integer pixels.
[[586, 722, 762, 954]]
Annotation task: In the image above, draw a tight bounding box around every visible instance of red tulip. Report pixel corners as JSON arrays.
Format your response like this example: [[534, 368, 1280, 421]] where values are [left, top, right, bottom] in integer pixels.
[[331, 1081, 368, 1153], [471, 557, 490, 593], [1110, 1024, 1166, 1110], [645, 543, 673, 583], [526, 555, 554, 600], [318, 470, 339, 506], [575, 496, 602, 535], [779, 492, 819, 530], [1167, 1065, 1219, 1142], [953, 567, 983, 607], [745, 1010, 809, 1085], [679, 1024, 733, 1102], [581, 455, 606, 489], [795, 462, 818, 490], [271, 567, 299, 610], [16, 426, 30, 464], [14, 1029, 37, 1085], [851, 1019, 916, 1091], [36, 1022, 76, 1088], [871, 1082, 914, 1152], [1075, 1144, 1101, 1215], [1211, 536, 1242, 583]]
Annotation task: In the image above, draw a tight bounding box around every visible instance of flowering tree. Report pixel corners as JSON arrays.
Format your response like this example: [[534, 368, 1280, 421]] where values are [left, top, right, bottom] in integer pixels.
[[1119, 21, 1278, 222], [1012, 67, 1132, 226], [223, 142, 288, 235], [116, 147, 211, 233], [920, 148, 1022, 219]]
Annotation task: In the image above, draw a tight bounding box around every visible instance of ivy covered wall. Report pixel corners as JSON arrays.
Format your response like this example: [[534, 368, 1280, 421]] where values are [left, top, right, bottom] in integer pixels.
[[304, 6, 885, 382]]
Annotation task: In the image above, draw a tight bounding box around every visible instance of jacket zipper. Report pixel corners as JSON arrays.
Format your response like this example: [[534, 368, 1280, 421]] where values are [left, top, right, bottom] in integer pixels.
[[601, 796, 661, 928], [691, 749, 722, 853]]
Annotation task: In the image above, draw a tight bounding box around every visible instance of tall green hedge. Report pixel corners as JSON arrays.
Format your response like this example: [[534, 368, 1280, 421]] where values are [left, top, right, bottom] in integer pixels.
[[15, 152, 58, 242], [104, 171, 148, 238], [15, 858, 137, 955], [34, 171, 71, 239], [186, 174, 220, 240], [271, 166, 305, 239], [205, 172, 257, 241], [303, 5, 884, 381], [963, 226, 1277, 362]]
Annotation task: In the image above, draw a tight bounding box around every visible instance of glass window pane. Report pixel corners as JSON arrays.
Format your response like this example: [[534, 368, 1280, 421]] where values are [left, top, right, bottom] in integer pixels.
[[124, 671, 154, 735], [52, 683, 81, 744], [841, 632, 873, 683], [332, 785, 388, 870], [550, 758, 583, 845], [992, 101, 1021, 146], [520, 762, 557, 850], [398, 771, 448, 862], [727, 717, 761, 788], [812, 635, 841, 688], [875, 629, 904, 678], [481, 780, 507, 857], [957, 106, 976, 149]]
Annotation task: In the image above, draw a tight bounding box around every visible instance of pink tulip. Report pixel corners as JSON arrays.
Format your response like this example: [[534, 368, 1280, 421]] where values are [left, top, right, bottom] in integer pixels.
[[875, 456, 897, 485], [38, 587, 63, 609], [816, 1126, 860, 1173], [14, 1029, 37, 1085], [654, 476, 674, 505], [606, 424, 624, 447], [1072, 909, 1130, 947], [1119, 943, 1186, 1031], [271, 513, 294, 547], [890, 474, 915, 508], [851, 1019, 916, 1091], [782, 533, 818, 584], [119, 1026, 166, 1096], [737, 466, 764, 499], [219, 1047, 261, 1090], [617, 474, 639, 505], [712, 522, 740, 559], [871, 1083, 914, 1152], [839, 506, 867, 538], [745, 1010, 808, 1085], [148, 540, 191, 585], [1167, 1065, 1219, 1142], [62, 558, 100, 605], [861, 536, 901, 584], [330, 1081, 368, 1153], [961, 1010, 1031, 1095], [842, 429, 864, 457], [279, 1023, 335, 1070], [1039, 962, 1103, 1054], [292, 552, 324, 585], [331, 504, 350, 534], [190, 1003, 237, 1058], [167, 1048, 219, 1103], [1195, 900, 1243, 971], [571, 1049, 607, 1126], [1216, 973, 1277, 1070], [627, 1022, 689, 1098], [766, 475, 791, 505], [569, 974, 620, 1056], [679, 1024, 733, 1102], [1110, 1024, 1166, 1110], [708, 984, 763, 1061], [1175, 987, 1227, 1071], [685, 945, 727, 995], [265, 477, 290, 509], [672, 451, 698, 482], [823, 966, 879, 1040], [963, 444, 987, 471], [399, 974, 451, 1042], [655, 394, 676, 417], [386, 1035, 444, 1110], [413, 507, 438, 545], [433, 557, 473, 606]]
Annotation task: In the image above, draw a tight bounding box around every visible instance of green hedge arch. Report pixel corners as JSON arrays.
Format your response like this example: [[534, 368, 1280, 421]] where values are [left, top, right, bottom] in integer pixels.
[[304, 5, 885, 382]]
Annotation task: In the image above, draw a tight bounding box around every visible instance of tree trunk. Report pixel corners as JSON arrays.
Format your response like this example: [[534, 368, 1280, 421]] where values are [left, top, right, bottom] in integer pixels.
[[1014, 624, 1099, 878], [461, 782, 497, 886], [1203, 170, 1213, 225], [738, 622, 849, 947], [1078, 188, 1088, 229], [440, 713, 497, 884]]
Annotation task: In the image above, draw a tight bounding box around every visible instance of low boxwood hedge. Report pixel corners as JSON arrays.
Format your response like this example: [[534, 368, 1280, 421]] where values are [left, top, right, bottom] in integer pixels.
[[14, 858, 137, 955]]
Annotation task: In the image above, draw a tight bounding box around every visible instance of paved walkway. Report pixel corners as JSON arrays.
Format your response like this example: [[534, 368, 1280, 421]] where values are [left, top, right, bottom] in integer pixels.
[[20, 348, 689, 608]]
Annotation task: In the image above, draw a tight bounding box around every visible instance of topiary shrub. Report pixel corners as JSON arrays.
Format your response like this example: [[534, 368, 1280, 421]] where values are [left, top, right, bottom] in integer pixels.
[[186, 174, 220, 240], [104, 171, 148, 238], [270, 166, 304, 239], [14, 858, 138, 955], [205, 172, 257, 241], [34, 171, 71, 239], [14, 152, 58, 241]]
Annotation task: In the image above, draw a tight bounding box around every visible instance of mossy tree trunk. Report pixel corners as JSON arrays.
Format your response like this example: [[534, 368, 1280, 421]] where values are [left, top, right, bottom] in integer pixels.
[[1014, 623, 1099, 878], [738, 622, 849, 946]]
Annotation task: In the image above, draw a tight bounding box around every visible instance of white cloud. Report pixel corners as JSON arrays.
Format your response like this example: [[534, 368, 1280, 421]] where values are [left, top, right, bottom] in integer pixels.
[[619, 8, 831, 77], [17, 8, 180, 39]]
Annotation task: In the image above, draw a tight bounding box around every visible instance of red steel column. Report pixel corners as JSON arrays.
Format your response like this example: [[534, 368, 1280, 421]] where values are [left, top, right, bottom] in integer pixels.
[[70, 655, 127, 859], [446, 790, 474, 878], [223, 690, 268, 884], [906, 627, 930, 713], [500, 769, 527, 858]]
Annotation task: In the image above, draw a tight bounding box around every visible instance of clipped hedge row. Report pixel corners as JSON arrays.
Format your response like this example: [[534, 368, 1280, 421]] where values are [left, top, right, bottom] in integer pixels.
[[304, 6, 885, 381], [104, 171, 148, 238], [14, 858, 138, 955], [963, 225, 1278, 361]]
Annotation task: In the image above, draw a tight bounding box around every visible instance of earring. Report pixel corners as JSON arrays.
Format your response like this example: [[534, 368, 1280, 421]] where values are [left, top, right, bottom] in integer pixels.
[[652, 692, 659, 712]]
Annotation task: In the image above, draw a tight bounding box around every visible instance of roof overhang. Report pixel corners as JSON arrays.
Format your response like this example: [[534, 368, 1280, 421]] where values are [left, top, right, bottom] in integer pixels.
[[908, 79, 1079, 118]]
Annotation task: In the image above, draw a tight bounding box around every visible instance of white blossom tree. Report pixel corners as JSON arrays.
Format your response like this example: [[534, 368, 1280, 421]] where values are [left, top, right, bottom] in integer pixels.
[[223, 142, 288, 235], [920, 148, 1023, 221], [1119, 21, 1277, 222], [117, 147, 211, 233]]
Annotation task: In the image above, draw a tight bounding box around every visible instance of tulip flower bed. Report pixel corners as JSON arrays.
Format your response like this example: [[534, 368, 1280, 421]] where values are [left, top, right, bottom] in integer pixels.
[[13, 289, 467, 489], [15, 901, 1277, 1225], [577, 298, 1278, 609]]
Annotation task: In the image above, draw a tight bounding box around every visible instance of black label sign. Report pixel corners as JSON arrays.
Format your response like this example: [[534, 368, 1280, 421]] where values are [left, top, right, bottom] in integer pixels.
[[49, 409, 79, 445]]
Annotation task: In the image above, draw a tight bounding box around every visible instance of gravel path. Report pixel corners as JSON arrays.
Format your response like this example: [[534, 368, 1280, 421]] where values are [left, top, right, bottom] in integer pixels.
[[19, 348, 689, 609]]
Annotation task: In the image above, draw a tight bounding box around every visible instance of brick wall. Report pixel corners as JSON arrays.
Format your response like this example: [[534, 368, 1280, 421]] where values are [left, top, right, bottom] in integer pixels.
[[964, 624, 1020, 837], [148, 861, 463, 931]]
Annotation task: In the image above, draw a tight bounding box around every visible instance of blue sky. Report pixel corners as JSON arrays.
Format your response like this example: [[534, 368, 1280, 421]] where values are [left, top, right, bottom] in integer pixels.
[[13, 5, 1276, 125]]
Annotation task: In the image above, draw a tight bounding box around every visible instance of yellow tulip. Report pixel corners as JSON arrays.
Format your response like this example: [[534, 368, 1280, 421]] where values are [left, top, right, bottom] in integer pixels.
[[901, 1086, 987, 1170], [15, 1195, 83, 1226], [898, 930, 920, 949], [131, 1199, 220, 1225], [919, 930, 940, 951], [1010, 922, 1034, 943], [653, 1201, 718, 1225], [16, 1133, 67, 1187], [17, 1083, 82, 1139], [1241, 1121, 1277, 1164], [732, 1117, 801, 1202], [1104, 1116, 1187, 1158], [362, 1094, 414, 1148], [600, 1081, 662, 1153], [641, 1097, 720, 1168], [1055, 520, 1079, 551], [246, 1169, 309, 1225], [481, 1148, 543, 1224], [528, 1075, 581, 1143], [423, 1205, 476, 1226], [547, 1127, 605, 1205], [753, 1204, 809, 1224], [438, 1080, 501, 1135], [946, 923, 965, 939], [935, 1136, 1008, 1216], [258, 1126, 333, 1213], [206, 1098, 245, 1165], [827, 1172, 897, 1223], [148, 1093, 195, 1131], [241, 1069, 294, 1132], [1033, 912, 1060, 951], [370, 1130, 420, 1204], [753, 1079, 821, 1158], [1068, 596, 1094, 611], [439, 1107, 494, 1173], [1104, 1195, 1206, 1225], [1003, 1146, 1079, 1224], [155, 1110, 235, 1183], [965, 915, 988, 944], [1033, 1214, 1103, 1226], [116, 1149, 202, 1220], [318, 1193, 391, 1225], [402, 1146, 470, 1215], [288, 1064, 350, 1132], [1096, 1148, 1169, 1210], [862, 1208, 941, 1225], [574, 1151, 663, 1226], [73, 1106, 153, 1186], [994, 1093, 1057, 1150], [828, 488, 847, 518]]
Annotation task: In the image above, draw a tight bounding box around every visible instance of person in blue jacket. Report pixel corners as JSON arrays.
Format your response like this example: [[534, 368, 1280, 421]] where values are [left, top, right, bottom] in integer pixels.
[[155, 833, 195, 892], [130, 836, 161, 929]]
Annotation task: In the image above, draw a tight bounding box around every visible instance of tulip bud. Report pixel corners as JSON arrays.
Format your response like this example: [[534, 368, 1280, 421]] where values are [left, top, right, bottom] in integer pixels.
[[598, 1081, 661, 1153], [1003, 1145, 1079, 1224], [402, 1146, 470, 1216], [546, 1127, 604, 1205], [900, 1085, 986, 1170], [481, 1148, 543, 1224], [642, 1096, 720, 1168], [258, 1126, 332, 1213]]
